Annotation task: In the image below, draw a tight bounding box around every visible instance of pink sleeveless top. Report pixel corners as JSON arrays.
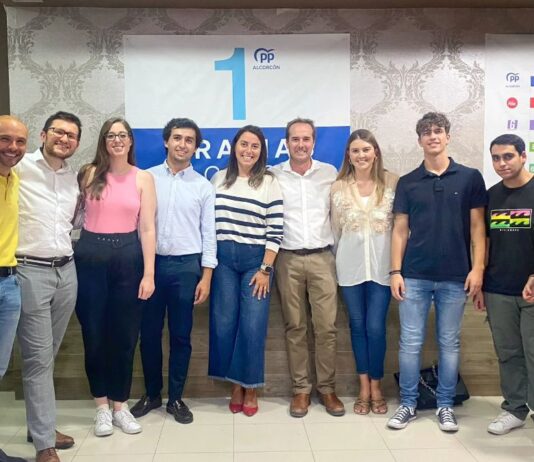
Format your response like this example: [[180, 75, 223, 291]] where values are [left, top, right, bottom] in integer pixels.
[[84, 167, 141, 233]]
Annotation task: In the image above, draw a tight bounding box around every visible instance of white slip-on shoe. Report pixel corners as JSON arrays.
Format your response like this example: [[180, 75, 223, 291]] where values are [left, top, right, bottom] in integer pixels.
[[487, 411, 525, 435]]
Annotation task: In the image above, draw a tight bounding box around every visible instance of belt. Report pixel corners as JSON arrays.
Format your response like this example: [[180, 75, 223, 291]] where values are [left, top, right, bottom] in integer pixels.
[[17, 255, 74, 268], [0, 266, 17, 277], [80, 229, 138, 248], [282, 245, 330, 256]]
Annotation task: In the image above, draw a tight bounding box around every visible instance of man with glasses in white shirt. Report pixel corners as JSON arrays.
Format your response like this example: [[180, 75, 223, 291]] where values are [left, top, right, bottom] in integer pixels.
[[271, 118, 344, 418], [15, 111, 82, 462]]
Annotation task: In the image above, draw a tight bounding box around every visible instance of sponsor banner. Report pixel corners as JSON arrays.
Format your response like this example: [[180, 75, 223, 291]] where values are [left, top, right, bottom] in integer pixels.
[[485, 34, 534, 187], [124, 34, 350, 173]]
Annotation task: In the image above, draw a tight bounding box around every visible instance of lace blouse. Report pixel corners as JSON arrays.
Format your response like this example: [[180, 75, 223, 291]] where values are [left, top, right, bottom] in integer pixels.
[[331, 171, 399, 286]]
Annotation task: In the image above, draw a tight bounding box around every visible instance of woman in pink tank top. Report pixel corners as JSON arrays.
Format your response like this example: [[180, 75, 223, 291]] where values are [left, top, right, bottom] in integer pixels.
[[74, 117, 156, 437]]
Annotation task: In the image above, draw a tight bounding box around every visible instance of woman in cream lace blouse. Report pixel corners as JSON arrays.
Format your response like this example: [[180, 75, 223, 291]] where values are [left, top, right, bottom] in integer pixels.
[[331, 129, 398, 416]]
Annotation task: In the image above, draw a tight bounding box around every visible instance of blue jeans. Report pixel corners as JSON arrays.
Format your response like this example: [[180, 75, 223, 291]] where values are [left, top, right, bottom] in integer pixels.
[[208, 241, 271, 388], [398, 278, 467, 408], [140, 254, 201, 402], [341, 281, 391, 380], [0, 275, 21, 379]]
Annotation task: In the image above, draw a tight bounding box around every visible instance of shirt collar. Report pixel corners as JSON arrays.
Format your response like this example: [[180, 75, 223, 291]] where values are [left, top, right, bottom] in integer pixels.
[[163, 160, 194, 178], [33, 148, 73, 173], [416, 157, 458, 179], [280, 158, 319, 176]]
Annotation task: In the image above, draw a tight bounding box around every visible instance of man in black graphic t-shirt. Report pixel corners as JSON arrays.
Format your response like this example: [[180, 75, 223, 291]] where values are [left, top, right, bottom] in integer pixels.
[[475, 134, 534, 435]]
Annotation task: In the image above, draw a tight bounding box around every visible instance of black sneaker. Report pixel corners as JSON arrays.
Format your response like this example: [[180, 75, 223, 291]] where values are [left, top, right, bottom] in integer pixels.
[[130, 394, 162, 418], [387, 405, 417, 429], [166, 399, 193, 424], [436, 407, 458, 432]]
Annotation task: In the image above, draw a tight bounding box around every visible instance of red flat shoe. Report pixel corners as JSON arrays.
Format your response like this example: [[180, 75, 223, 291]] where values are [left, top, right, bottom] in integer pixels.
[[229, 402, 243, 413], [242, 404, 258, 417]]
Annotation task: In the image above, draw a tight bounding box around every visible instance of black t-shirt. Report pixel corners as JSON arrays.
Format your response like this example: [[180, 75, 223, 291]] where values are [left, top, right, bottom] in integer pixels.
[[483, 176, 534, 296]]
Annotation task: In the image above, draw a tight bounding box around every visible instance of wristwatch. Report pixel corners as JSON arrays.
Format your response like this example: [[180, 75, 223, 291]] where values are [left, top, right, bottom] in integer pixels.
[[260, 263, 273, 274]]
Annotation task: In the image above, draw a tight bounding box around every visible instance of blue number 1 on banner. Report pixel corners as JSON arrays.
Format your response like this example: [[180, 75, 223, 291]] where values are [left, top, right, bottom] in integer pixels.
[[214, 48, 246, 120]]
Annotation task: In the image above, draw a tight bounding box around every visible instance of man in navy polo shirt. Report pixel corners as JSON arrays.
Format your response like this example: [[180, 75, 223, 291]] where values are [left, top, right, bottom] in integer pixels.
[[387, 112, 487, 432]]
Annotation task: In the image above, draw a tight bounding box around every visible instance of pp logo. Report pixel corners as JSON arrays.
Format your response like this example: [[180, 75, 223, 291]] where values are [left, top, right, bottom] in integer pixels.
[[506, 72, 519, 84], [254, 48, 275, 64], [507, 97, 518, 109]]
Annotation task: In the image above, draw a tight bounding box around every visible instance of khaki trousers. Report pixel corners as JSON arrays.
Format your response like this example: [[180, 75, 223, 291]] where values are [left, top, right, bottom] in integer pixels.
[[275, 249, 338, 394]]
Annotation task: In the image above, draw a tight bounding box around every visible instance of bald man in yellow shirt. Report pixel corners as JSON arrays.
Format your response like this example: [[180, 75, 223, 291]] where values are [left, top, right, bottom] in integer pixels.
[[0, 115, 28, 462]]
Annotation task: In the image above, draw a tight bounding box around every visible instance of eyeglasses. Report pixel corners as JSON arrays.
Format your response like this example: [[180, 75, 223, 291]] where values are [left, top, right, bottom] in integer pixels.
[[48, 127, 79, 141], [105, 132, 130, 141]]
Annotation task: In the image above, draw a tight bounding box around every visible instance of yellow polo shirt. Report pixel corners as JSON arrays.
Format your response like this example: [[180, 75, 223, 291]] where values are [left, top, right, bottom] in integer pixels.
[[0, 170, 19, 267]]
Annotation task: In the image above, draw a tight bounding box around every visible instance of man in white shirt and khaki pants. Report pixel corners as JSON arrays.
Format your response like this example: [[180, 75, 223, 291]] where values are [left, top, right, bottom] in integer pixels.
[[16, 112, 82, 462], [271, 118, 344, 418]]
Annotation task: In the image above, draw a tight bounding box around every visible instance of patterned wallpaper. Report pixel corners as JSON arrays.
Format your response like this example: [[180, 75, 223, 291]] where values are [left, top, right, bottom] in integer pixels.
[[6, 7, 534, 174]]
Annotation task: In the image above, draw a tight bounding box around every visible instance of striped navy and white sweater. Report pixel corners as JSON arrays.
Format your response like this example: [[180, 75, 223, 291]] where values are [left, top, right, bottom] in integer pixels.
[[211, 169, 284, 253]]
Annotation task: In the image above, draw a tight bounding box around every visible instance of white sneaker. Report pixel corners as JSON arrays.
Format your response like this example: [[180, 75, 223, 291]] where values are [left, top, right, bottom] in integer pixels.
[[436, 407, 459, 432], [112, 408, 142, 434], [487, 411, 525, 435], [94, 408, 113, 437]]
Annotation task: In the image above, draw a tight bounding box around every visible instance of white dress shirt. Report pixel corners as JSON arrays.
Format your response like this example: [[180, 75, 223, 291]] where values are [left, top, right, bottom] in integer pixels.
[[16, 149, 78, 258], [271, 159, 337, 250]]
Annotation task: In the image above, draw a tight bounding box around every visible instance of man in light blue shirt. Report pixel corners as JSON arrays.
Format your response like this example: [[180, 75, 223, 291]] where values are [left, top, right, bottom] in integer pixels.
[[131, 118, 217, 424]]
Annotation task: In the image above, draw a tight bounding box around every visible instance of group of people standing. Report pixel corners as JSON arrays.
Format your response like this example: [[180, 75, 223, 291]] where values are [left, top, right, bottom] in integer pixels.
[[0, 110, 533, 462]]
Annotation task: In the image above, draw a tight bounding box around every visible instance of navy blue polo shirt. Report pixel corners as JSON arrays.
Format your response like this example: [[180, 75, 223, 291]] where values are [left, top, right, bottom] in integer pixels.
[[393, 158, 487, 282]]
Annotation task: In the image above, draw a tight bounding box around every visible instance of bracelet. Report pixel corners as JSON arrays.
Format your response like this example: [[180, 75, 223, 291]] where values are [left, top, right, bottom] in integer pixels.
[[389, 270, 402, 276]]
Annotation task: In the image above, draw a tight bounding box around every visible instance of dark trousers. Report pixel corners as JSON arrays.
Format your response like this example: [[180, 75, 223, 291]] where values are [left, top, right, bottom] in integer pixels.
[[485, 291, 534, 420], [74, 230, 144, 402], [140, 254, 201, 402]]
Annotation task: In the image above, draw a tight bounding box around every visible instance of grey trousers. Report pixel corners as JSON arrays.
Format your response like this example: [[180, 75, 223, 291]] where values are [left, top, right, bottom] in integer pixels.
[[16, 261, 77, 451], [485, 291, 534, 420]]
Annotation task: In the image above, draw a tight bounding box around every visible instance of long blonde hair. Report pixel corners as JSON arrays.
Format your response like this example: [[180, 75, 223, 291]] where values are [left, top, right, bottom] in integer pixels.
[[337, 129, 386, 204]]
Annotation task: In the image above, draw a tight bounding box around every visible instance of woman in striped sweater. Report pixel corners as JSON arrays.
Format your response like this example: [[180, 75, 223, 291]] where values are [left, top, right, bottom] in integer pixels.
[[208, 125, 283, 417]]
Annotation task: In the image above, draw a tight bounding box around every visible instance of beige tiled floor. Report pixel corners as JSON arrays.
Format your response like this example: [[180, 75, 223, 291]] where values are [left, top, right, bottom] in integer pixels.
[[1, 393, 533, 461]]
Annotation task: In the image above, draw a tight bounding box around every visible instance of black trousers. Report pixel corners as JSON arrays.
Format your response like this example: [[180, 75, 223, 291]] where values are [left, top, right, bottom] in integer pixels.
[[74, 229, 143, 402], [140, 254, 201, 402]]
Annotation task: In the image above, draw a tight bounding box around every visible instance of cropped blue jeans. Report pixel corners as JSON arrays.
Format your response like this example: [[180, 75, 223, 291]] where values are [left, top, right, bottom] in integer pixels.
[[208, 241, 271, 388]]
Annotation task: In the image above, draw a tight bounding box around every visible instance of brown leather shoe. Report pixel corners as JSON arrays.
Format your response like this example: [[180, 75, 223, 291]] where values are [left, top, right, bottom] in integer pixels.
[[27, 430, 74, 450], [36, 448, 59, 462], [318, 392, 345, 416], [289, 393, 311, 418]]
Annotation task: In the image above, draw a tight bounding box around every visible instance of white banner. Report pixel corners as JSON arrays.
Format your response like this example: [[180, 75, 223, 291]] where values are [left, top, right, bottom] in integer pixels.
[[484, 34, 534, 187], [123, 34, 350, 176]]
